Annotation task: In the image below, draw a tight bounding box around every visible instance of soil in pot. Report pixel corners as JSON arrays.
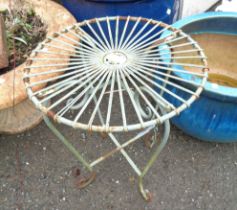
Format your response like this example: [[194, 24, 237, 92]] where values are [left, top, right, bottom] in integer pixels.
[[170, 33, 237, 88], [191, 33, 237, 88], [1, 2, 47, 75]]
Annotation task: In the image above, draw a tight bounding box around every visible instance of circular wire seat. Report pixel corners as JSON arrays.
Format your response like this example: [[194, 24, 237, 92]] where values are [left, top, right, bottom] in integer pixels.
[[24, 16, 208, 133]]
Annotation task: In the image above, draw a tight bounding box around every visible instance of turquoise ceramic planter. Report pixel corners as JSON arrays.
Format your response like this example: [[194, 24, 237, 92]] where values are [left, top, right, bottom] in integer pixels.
[[161, 12, 237, 142]]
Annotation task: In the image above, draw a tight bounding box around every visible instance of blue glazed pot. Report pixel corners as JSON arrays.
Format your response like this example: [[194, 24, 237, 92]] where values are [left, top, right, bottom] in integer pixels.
[[61, 0, 183, 24], [161, 12, 237, 142]]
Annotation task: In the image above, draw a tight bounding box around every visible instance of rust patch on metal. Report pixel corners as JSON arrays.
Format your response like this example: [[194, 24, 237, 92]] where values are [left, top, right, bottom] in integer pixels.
[[203, 67, 210, 73], [75, 171, 96, 189], [47, 110, 55, 119], [100, 132, 107, 139], [145, 191, 153, 202]]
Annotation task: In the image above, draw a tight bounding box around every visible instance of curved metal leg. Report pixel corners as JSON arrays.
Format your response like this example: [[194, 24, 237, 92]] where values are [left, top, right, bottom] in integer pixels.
[[138, 119, 170, 201], [43, 113, 169, 200], [43, 115, 96, 188]]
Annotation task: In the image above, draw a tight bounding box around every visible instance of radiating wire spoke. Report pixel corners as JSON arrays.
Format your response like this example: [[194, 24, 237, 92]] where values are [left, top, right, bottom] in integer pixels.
[[67, 28, 104, 53], [132, 34, 187, 55], [162, 48, 203, 56], [73, 69, 110, 123], [136, 59, 206, 69], [26, 62, 89, 69], [127, 65, 189, 105], [119, 69, 144, 125], [122, 18, 153, 50], [41, 42, 98, 59], [77, 23, 108, 52], [124, 20, 161, 50], [55, 32, 100, 54], [106, 16, 114, 49], [120, 17, 141, 49], [139, 48, 203, 57], [133, 59, 206, 77], [85, 21, 109, 51], [105, 70, 116, 128], [143, 55, 206, 60], [116, 68, 127, 129], [128, 65, 197, 96], [114, 16, 120, 50], [47, 36, 98, 56], [26, 64, 88, 78], [126, 25, 173, 52], [30, 63, 99, 99], [34, 69, 96, 100], [57, 66, 107, 117], [134, 37, 181, 57], [132, 62, 204, 87], [88, 70, 113, 128], [40, 43, 77, 54], [95, 18, 112, 51], [27, 62, 96, 88], [39, 66, 101, 104], [48, 66, 107, 112], [67, 27, 94, 45], [118, 16, 130, 49], [123, 67, 161, 119], [29, 57, 92, 62], [125, 65, 176, 110], [34, 50, 80, 58]]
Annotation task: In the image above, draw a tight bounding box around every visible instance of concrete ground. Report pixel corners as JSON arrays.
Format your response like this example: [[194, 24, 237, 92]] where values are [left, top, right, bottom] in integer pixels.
[[0, 120, 237, 210]]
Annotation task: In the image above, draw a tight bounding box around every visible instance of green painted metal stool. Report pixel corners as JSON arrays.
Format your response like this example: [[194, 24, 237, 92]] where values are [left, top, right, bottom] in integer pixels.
[[24, 16, 208, 201]]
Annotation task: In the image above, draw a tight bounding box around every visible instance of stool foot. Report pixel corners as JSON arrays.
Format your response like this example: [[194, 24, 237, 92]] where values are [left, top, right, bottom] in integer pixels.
[[138, 176, 152, 202], [76, 171, 96, 189]]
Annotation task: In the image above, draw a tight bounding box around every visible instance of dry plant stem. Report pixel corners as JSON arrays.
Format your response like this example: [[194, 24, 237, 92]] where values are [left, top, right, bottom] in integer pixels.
[[12, 38, 16, 108], [9, 0, 16, 108], [0, 14, 8, 69]]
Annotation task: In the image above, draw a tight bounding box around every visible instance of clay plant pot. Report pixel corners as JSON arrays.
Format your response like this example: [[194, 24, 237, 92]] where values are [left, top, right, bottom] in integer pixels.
[[0, 0, 76, 134]]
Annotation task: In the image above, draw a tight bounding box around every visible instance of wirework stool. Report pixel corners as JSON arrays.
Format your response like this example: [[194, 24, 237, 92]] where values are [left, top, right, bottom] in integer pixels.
[[24, 16, 208, 201]]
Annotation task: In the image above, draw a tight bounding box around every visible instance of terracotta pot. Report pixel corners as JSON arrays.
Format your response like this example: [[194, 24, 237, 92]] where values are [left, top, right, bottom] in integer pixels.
[[0, 0, 76, 134]]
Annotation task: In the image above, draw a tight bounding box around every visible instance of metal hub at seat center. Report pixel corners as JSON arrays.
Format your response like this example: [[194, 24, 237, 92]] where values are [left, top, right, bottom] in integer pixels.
[[103, 51, 127, 66]]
